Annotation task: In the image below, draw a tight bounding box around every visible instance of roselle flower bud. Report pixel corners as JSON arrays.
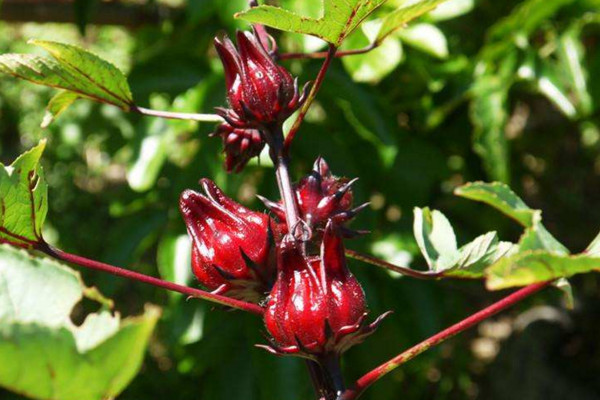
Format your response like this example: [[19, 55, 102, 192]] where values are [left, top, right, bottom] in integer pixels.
[[259, 158, 368, 238], [214, 30, 307, 128], [262, 223, 388, 358], [179, 179, 275, 302], [214, 122, 265, 173]]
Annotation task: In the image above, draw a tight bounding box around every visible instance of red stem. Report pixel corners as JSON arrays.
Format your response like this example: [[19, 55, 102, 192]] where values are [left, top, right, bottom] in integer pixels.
[[279, 43, 376, 61], [345, 249, 444, 280], [340, 281, 551, 400], [283, 44, 337, 155], [37, 243, 264, 315]]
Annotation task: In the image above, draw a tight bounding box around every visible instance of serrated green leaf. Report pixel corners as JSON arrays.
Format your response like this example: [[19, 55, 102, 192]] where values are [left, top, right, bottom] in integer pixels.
[[377, 0, 450, 43], [486, 251, 600, 290], [517, 222, 569, 255], [42, 90, 80, 128], [456, 181, 568, 254], [0, 141, 48, 248], [0, 244, 160, 400], [445, 232, 517, 278], [0, 40, 133, 110], [236, 0, 387, 46], [397, 23, 448, 59], [455, 182, 536, 227], [412, 207, 518, 278], [413, 207, 459, 271]]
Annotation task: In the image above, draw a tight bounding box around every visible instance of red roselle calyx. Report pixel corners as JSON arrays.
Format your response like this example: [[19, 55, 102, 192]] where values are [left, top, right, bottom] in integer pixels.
[[214, 30, 308, 129], [260, 157, 368, 240], [213, 122, 265, 173], [261, 223, 389, 359], [179, 178, 275, 303]]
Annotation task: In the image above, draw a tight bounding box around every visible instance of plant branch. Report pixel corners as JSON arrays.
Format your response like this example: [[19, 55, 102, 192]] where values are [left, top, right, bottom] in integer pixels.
[[36, 242, 264, 315], [283, 44, 337, 155], [279, 43, 376, 61], [131, 106, 224, 123], [345, 249, 444, 280], [340, 281, 551, 399]]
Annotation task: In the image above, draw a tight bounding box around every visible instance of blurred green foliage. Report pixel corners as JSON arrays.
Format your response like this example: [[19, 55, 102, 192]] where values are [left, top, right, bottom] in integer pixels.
[[1, 0, 600, 399]]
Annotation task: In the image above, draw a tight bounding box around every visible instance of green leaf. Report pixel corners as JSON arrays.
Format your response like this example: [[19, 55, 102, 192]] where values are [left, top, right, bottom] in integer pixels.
[[486, 251, 600, 290], [41, 90, 80, 128], [397, 23, 449, 59], [0, 141, 48, 248], [456, 181, 568, 253], [377, 0, 450, 43], [428, 0, 474, 21], [412, 206, 518, 278], [341, 20, 404, 83], [517, 222, 569, 255], [127, 119, 168, 192], [0, 40, 133, 110], [0, 244, 160, 400], [157, 234, 192, 297], [455, 181, 536, 227], [556, 27, 593, 116], [536, 65, 577, 119], [413, 207, 458, 272], [445, 232, 517, 278], [236, 0, 387, 46]]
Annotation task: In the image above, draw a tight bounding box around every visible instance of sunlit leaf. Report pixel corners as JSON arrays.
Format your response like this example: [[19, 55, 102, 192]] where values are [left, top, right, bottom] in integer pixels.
[[0, 40, 134, 113], [0, 244, 160, 400], [557, 27, 593, 116], [0, 141, 48, 248], [377, 0, 450, 43], [413, 207, 458, 271], [397, 23, 448, 59], [41, 90, 80, 128], [486, 251, 600, 290], [455, 182, 535, 227], [341, 20, 404, 83], [445, 233, 517, 278], [455, 181, 568, 254], [412, 207, 517, 278], [428, 0, 474, 21], [236, 0, 387, 46]]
